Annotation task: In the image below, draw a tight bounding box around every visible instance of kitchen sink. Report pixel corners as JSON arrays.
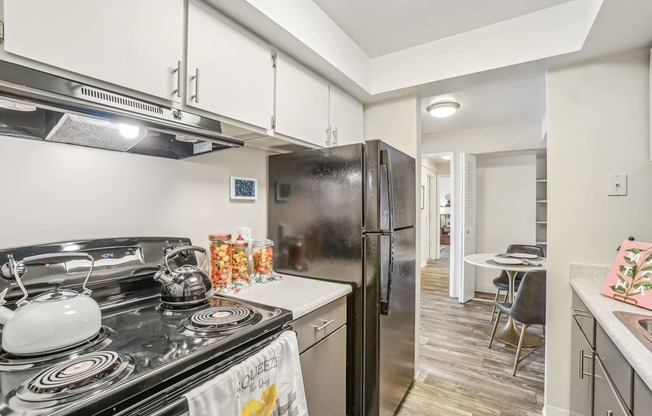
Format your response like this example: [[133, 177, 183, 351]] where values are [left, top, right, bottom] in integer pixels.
[[613, 311, 652, 353]]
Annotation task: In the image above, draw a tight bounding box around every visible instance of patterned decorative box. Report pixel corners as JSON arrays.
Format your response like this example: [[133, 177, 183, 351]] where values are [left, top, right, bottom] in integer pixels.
[[600, 240, 652, 310]]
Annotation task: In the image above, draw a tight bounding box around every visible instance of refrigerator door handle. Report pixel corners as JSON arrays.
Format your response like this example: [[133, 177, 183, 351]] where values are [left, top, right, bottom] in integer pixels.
[[380, 149, 395, 233], [380, 232, 394, 316]]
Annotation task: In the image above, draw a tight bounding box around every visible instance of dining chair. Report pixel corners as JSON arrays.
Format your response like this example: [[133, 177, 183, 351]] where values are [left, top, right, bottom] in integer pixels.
[[490, 244, 545, 323], [489, 270, 546, 376]]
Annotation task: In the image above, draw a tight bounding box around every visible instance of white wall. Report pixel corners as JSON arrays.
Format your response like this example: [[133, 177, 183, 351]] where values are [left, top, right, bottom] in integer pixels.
[[364, 95, 419, 157], [545, 48, 652, 414], [420, 165, 436, 267], [475, 153, 536, 292], [0, 136, 269, 250], [422, 121, 546, 155]]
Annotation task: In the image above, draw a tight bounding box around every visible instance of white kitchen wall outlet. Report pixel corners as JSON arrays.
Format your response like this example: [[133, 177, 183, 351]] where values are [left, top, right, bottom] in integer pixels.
[[607, 174, 627, 196]]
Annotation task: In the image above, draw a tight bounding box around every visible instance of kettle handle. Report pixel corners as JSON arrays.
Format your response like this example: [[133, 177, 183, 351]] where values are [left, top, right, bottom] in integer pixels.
[[15, 252, 96, 306], [164, 245, 207, 271]]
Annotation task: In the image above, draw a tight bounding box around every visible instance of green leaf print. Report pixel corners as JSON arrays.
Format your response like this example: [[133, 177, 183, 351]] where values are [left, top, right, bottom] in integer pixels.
[[610, 285, 627, 295]]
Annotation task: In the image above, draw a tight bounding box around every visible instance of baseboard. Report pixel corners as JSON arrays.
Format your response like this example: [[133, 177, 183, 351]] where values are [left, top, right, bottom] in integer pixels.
[[543, 404, 570, 416]]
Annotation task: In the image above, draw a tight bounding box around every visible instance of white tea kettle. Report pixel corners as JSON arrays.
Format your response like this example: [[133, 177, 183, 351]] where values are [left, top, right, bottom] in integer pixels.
[[0, 252, 102, 356]]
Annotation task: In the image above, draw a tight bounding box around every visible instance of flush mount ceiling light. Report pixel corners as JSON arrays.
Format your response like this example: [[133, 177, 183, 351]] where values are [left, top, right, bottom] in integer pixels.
[[441, 155, 451, 160], [426, 101, 460, 118]]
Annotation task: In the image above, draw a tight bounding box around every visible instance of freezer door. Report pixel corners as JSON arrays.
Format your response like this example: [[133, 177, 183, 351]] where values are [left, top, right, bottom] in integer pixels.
[[364, 227, 416, 416], [268, 144, 365, 286], [365, 140, 416, 232]]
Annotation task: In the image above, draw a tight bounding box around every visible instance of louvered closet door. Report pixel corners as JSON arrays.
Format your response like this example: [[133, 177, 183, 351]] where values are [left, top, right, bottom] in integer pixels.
[[460, 153, 477, 303]]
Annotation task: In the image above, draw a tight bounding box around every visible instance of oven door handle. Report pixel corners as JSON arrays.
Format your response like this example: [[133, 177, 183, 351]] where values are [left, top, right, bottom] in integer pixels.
[[148, 397, 188, 416]]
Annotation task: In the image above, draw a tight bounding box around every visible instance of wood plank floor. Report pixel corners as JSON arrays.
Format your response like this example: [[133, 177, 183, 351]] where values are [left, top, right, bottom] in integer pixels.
[[396, 259, 545, 416]]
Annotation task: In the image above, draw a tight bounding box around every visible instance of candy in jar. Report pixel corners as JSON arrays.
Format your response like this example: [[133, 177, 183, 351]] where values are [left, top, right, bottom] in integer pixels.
[[231, 239, 249, 281], [252, 239, 274, 278], [209, 234, 232, 289]]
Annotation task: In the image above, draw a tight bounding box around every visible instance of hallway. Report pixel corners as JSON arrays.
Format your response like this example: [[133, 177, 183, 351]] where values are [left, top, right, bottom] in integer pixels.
[[397, 259, 545, 416]]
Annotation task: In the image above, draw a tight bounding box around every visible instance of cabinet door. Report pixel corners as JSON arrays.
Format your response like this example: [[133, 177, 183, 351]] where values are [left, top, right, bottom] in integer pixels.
[[570, 317, 593, 416], [329, 85, 363, 146], [186, 0, 274, 130], [594, 358, 631, 416], [275, 54, 330, 147], [4, 0, 184, 101], [299, 325, 346, 416], [596, 324, 633, 409], [634, 373, 652, 415]]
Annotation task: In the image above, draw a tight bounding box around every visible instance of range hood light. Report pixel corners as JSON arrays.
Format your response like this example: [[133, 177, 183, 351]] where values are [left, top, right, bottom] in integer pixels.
[[118, 123, 141, 139], [0, 98, 37, 112]]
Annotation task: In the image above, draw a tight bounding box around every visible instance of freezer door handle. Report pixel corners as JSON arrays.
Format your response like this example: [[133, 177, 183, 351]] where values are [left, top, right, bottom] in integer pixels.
[[380, 149, 395, 233], [380, 232, 394, 316]]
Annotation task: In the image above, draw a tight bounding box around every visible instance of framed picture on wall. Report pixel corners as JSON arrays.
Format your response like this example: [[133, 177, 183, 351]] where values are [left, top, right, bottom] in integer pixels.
[[230, 176, 257, 200], [420, 185, 425, 210]]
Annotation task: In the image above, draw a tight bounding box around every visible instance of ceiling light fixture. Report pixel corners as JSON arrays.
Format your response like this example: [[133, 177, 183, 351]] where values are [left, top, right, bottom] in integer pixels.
[[426, 101, 460, 118], [441, 155, 451, 160]]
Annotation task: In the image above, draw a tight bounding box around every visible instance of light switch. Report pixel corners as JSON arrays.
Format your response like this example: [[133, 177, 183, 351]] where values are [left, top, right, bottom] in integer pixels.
[[607, 174, 627, 196]]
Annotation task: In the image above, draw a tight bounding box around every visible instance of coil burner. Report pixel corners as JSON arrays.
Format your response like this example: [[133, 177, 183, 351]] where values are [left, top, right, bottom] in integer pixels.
[[15, 351, 134, 403], [0, 327, 112, 371], [183, 306, 258, 336]]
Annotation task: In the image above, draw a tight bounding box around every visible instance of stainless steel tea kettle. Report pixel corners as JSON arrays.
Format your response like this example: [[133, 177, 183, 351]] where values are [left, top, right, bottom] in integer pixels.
[[154, 246, 213, 307]]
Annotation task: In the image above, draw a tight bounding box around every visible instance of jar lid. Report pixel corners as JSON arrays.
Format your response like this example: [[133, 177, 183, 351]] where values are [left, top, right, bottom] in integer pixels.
[[232, 240, 249, 248], [209, 233, 232, 240], [253, 239, 274, 247]]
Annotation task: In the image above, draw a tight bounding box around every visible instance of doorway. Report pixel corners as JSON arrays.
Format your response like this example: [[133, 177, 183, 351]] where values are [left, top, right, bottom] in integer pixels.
[[419, 153, 453, 276]]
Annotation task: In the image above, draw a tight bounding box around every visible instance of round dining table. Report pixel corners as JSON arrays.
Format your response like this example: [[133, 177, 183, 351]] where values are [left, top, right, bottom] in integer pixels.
[[464, 253, 547, 347]]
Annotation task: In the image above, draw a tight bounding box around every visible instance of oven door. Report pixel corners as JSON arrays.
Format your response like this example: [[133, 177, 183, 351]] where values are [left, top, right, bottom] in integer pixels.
[[116, 328, 291, 416]]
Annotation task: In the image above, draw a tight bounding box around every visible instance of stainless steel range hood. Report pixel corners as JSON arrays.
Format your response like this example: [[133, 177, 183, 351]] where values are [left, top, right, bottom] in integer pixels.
[[0, 60, 243, 159]]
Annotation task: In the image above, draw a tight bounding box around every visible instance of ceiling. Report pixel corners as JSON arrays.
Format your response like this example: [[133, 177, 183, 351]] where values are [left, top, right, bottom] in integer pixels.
[[210, 0, 652, 133], [421, 76, 546, 135], [313, 0, 572, 58]]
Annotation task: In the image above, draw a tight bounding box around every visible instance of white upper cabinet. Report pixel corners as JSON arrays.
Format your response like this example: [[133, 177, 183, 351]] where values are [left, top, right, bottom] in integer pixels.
[[329, 86, 363, 146], [186, 1, 274, 130], [275, 53, 330, 147], [3, 0, 184, 102]]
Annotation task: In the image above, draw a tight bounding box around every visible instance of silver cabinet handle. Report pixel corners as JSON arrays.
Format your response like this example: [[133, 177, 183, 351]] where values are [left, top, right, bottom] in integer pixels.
[[332, 127, 338, 146], [326, 126, 332, 146], [571, 306, 592, 317], [607, 411, 613, 416], [313, 319, 334, 332], [579, 349, 592, 379], [191, 68, 200, 103], [173, 60, 182, 98]]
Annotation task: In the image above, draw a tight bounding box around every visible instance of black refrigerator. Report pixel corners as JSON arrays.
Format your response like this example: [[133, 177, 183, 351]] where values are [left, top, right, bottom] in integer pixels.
[[268, 140, 416, 416]]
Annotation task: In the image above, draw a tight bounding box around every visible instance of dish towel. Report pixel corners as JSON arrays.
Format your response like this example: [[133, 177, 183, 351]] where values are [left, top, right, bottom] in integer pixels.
[[184, 331, 308, 416]]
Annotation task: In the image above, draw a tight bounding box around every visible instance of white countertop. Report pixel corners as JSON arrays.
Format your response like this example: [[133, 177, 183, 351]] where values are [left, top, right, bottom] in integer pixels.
[[227, 274, 352, 319], [570, 263, 652, 390]]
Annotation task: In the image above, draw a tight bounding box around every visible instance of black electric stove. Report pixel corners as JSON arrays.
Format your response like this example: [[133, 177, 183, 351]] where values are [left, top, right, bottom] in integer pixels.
[[0, 237, 292, 416]]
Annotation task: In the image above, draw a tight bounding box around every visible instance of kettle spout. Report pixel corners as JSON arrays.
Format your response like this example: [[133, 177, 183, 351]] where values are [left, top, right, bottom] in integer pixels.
[[0, 306, 12, 325], [154, 269, 174, 286]]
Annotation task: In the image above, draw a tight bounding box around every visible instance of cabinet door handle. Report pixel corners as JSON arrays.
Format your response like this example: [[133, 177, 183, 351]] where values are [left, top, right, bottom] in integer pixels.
[[332, 127, 338, 146], [313, 319, 334, 332], [173, 60, 182, 98], [570, 306, 592, 317], [191, 68, 200, 103], [579, 349, 592, 379], [606, 411, 613, 416], [326, 126, 332, 146]]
